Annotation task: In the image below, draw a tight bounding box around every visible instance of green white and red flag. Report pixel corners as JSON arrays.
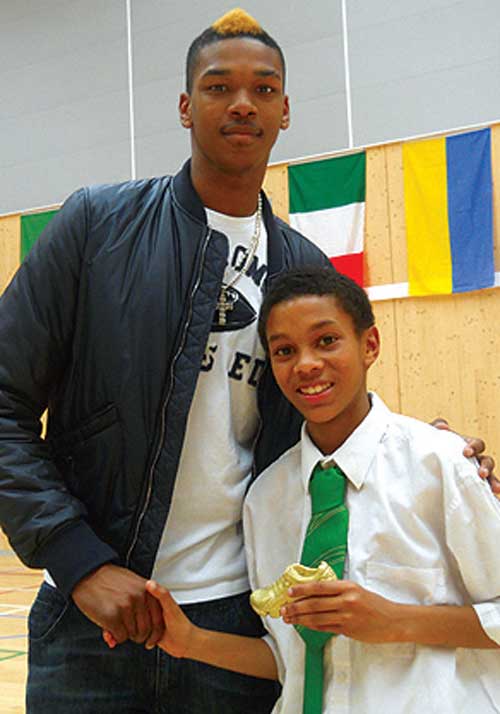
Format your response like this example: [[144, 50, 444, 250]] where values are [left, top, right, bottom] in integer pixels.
[[288, 152, 366, 285]]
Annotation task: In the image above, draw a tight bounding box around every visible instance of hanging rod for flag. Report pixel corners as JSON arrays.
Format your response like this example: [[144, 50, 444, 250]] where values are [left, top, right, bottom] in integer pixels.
[[271, 117, 500, 168]]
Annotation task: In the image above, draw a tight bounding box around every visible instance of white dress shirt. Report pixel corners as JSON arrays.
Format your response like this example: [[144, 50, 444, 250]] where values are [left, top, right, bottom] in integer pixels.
[[243, 393, 500, 713]]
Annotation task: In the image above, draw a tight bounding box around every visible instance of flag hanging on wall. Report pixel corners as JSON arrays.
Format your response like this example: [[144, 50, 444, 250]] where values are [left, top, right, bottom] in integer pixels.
[[288, 152, 366, 286], [20, 210, 58, 261], [403, 128, 494, 296]]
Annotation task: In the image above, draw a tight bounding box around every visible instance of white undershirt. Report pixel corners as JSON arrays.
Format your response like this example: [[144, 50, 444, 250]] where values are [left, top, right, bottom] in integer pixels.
[[151, 207, 268, 603]]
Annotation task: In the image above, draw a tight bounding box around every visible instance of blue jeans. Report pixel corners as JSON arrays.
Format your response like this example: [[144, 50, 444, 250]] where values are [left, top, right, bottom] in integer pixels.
[[27, 582, 279, 713]]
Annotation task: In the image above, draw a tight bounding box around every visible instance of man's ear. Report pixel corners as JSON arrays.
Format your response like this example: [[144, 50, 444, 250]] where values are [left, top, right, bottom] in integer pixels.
[[363, 326, 380, 369], [280, 95, 290, 130], [179, 92, 193, 128]]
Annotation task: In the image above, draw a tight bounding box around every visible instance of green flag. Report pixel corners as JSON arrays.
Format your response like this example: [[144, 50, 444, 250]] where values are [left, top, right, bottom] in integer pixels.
[[20, 210, 58, 261]]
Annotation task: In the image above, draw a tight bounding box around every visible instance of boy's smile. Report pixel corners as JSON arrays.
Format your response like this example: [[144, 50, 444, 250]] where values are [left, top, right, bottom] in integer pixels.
[[266, 294, 379, 454]]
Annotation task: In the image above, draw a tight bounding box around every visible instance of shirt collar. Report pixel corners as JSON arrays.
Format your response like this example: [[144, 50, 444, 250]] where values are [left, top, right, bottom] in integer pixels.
[[300, 392, 392, 490]]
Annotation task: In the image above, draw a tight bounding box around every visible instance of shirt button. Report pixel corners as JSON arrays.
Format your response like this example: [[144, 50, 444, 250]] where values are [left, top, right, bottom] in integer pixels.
[[337, 670, 348, 684]]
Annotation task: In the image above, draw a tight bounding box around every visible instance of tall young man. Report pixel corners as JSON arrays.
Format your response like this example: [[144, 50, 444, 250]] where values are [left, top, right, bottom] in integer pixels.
[[0, 8, 494, 714]]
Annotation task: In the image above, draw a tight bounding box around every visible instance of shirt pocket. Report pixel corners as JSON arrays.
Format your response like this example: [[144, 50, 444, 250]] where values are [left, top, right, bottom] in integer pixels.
[[364, 561, 446, 660], [365, 561, 446, 606]]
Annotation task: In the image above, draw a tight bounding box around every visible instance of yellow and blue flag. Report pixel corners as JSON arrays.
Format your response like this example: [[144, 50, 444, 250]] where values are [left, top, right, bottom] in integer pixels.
[[403, 128, 494, 296]]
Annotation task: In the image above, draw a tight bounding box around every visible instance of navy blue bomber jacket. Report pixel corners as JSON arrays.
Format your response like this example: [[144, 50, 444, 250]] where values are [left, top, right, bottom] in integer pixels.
[[0, 160, 330, 597]]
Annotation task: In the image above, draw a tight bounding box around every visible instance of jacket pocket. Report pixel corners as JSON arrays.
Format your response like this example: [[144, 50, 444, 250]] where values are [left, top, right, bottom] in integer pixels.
[[50, 404, 123, 531]]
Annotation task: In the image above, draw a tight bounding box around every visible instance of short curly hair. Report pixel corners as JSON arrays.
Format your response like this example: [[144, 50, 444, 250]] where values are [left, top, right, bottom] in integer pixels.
[[258, 266, 375, 351]]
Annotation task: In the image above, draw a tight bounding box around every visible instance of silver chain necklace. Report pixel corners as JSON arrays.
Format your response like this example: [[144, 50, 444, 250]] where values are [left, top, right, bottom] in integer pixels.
[[215, 194, 262, 326]]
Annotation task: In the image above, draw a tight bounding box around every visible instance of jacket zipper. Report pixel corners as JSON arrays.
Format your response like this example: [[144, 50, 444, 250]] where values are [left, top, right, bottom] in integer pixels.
[[250, 419, 264, 484], [250, 358, 270, 483], [125, 227, 214, 566]]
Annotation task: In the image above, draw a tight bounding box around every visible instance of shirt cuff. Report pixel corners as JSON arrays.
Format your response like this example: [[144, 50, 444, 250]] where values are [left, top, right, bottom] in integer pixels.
[[473, 602, 500, 645]]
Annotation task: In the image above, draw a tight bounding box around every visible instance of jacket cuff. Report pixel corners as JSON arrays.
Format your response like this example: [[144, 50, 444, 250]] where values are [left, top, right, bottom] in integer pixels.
[[33, 519, 119, 598]]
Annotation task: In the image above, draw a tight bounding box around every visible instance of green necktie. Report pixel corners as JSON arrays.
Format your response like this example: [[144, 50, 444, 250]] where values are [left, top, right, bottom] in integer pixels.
[[295, 461, 349, 714]]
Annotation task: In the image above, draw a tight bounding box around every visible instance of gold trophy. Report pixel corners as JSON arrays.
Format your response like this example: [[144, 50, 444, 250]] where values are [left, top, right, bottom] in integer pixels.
[[250, 561, 337, 618]]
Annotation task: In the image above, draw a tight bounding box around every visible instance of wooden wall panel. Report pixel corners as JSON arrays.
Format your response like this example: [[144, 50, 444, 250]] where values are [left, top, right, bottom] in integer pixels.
[[462, 290, 500, 451], [393, 289, 500, 448], [395, 295, 466, 427], [263, 164, 289, 223], [363, 146, 401, 411], [384, 143, 408, 283], [0, 216, 20, 295], [367, 300, 401, 412], [364, 146, 392, 285]]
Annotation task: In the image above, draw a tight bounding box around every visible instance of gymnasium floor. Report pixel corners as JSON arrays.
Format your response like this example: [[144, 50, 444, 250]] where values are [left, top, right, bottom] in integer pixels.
[[0, 532, 42, 714]]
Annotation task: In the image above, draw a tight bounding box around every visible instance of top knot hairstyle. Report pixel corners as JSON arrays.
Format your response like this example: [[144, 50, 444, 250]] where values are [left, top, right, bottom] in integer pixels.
[[212, 7, 262, 35], [185, 8, 286, 92]]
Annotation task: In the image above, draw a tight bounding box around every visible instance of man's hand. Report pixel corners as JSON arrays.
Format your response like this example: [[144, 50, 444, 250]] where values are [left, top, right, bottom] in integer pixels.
[[72, 563, 165, 647], [280, 580, 401, 643], [431, 418, 499, 496]]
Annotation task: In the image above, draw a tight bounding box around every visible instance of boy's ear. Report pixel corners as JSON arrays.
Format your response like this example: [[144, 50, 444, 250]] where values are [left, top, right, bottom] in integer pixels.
[[179, 92, 193, 128], [363, 326, 380, 369]]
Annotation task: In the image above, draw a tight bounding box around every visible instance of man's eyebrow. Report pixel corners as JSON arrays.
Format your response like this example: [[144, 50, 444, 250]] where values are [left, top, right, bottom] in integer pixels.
[[201, 68, 231, 78], [255, 69, 282, 79], [200, 67, 282, 79]]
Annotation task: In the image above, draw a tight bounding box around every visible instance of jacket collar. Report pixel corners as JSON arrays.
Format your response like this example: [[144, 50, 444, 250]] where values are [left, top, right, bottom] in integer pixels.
[[172, 160, 207, 224], [172, 159, 285, 278], [261, 191, 285, 281]]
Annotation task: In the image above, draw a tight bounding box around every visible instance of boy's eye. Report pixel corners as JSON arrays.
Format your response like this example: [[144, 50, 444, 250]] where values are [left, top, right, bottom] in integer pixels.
[[257, 85, 275, 94], [318, 335, 336, 347], [273, 345, 293, 358]]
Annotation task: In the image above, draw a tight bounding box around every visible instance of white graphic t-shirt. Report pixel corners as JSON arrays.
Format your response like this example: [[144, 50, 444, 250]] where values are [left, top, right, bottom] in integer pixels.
[[151, 207, 268, 603]]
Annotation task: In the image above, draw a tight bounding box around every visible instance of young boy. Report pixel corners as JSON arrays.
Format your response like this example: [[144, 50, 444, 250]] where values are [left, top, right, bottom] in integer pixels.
[[146, 266, 500, 712]]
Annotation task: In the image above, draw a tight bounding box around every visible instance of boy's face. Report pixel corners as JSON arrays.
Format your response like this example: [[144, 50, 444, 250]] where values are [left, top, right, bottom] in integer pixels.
[[266, 294, 380, 454], [179, 37, 290, 178]]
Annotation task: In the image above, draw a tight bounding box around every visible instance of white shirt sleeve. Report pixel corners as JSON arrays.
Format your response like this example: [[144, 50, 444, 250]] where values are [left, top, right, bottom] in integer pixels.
[[243, 493, 287, 682], [444, 459, 500, 645]]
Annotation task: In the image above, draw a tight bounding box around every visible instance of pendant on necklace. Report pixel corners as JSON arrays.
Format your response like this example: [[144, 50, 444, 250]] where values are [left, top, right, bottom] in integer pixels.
[[216, 287, 235, 326]]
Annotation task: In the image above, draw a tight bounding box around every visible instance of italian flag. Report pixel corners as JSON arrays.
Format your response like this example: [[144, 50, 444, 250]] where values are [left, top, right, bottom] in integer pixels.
[[288, 152, 366, 285]]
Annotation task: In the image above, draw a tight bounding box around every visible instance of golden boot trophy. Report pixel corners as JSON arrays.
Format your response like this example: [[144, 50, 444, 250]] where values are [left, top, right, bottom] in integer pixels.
[[250, 561, 336, 618]]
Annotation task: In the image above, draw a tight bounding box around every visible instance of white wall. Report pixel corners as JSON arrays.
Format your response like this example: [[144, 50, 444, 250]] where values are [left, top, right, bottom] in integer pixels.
[[1, 0, 498, 213]]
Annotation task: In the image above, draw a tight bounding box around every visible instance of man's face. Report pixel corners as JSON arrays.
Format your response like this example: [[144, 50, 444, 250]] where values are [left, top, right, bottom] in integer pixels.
[[179, 37, 290, 177], [266, 294, 379, 453]]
